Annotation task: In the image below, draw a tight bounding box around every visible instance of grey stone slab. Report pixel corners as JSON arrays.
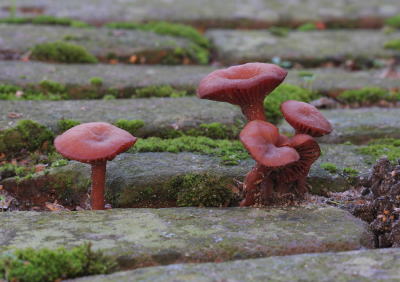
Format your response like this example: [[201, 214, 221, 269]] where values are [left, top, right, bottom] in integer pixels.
[[278, 107, 400, 145], [0, 24, 193, 61], [0, 0, 399, 28], [206, 29, 400, 65], [2, 62, 400, 94], [0, 144, 371, 209], [0, 98, 245, 137], [68, 248, 400, 282], [0, 206, 373, 270]]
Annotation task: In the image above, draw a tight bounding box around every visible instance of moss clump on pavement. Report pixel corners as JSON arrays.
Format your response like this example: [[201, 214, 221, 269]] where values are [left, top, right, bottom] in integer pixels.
[[384, 14, 400, 28], [0, 15, 91, 28], [357, 138, 400, 165], [115, 119, 145, 135], [59, 119, 82, 132], [0, 120, 55, 154], [0, 242, 116, 282], [337, 87, 400, 104], [31, 41, 98, 64], [133, 85, 186, 98], [171, 173, 237, 207], [297, 22, 317, 31], [383, 39, 400, 50], [320, 163, 338, 173]]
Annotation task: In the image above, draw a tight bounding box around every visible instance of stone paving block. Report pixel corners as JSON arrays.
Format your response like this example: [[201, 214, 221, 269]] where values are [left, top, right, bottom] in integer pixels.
[[2, 62, 400, 95], [68, 248, 400, 282], [0, 206, 373, 270], [0, 0, 399, 28], [206, 29, 400, 65], [0, 24, 201, 63], [0, 144, 371, 209]]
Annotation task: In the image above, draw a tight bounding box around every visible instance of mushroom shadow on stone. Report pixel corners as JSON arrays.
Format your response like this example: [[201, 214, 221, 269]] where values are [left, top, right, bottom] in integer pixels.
[[54, 122, 137, 210]]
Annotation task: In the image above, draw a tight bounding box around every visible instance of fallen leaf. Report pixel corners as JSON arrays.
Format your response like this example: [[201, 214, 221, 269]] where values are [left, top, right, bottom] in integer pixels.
[[315, 22, 326, 30], [11, 159, 17, 165], [129, 55, 137, 64], [8, 112, 23, 118], [35, 164, 48, 173], [0, 195, 15, 209], [45, 202, 70, 212], [110, 59, 119, 65], [15, 90, 24, 98]]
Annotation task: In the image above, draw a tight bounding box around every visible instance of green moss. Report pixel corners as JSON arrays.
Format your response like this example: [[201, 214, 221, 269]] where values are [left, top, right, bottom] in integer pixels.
[[51, 160, 68, 167], [0, 242, 116, 282], [269, 26, 290, 37], [337, 87, 400, 104], [297, 22, 317, 32], [264, 84, 319, 123], [89, 77, 103, 86], [102, 94, 116, 100], [0, 15, 91, 28], [59, 119, 82, 132], [384, 14, 400, 28], [0, 83, 67, 101], [342, 167, 359, 177], [31, 41, 98, 64], [186, 122, 242, 140], [0, 17, 29, 24], [320, 163, 338, 173], [32, 15, 72, 25], [357, 138, 400, 164], [131, 135, 249, 166], [0, 164, 27, 178], [383, 39, 400, 50], [104, 21, 210, 48], [169, 173, 237, 207], [133, 85, 186, 98], [39, 80, 66, 94], [115, 119, 144, 135], [0, 120, 55, 154]]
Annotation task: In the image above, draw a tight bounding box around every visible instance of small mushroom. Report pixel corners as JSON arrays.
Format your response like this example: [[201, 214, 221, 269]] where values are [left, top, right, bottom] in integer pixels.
[[54, 122, 137, 210], [281, 100, 332, 137], [197, 63, 287, 122], [239, 120, 300, 206]]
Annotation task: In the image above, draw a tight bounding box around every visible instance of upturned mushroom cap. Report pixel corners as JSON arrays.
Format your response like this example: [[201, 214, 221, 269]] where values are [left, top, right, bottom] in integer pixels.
[[197, 63, 287, 107], [277, 134, 321, 183], [239, 120, 299, 168], [281, 100, 333, 137], [54, 122, 137, 163]]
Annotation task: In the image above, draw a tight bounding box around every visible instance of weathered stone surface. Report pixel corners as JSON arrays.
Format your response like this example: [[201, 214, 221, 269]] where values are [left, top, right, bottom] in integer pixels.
[[278, 107, 400, 145], [0, 98, 245, 136], [68, 248, 400, 282], [0, 24, 196, 62], [2, 62, 400, 95], [206, 29, 400, 65], [0, 206, 373, 270], [0, 144, 371, 209], [0, 0, 399, 28]]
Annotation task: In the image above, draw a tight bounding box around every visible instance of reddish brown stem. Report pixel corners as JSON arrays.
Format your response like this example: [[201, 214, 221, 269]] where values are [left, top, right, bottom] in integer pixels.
[[297, 178, 308, 194], [260, 174, 274, 204], [241, 103, 267, 122], [275, 180, 288, 193], [91, 161, 107, 210], [240, 163, 268, 207]]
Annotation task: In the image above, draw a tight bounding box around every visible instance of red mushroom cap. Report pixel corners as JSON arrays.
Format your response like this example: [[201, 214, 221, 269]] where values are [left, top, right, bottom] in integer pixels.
[[277, 134, 321, 183], [197, 63, 287, 106], [54, 122, 137, 163], [281, 100, 333, 137], [239, 120, 300, 168]]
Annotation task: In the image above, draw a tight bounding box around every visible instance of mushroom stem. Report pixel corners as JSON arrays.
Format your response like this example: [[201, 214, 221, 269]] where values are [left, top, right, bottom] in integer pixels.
[[260, 174, 274, 205], [241, 103, 267, 122], [240, 163, 268, 207], [91, 161, 107, 210]]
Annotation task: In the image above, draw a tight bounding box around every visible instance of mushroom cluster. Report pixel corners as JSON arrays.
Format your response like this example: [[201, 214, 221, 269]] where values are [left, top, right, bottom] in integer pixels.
[[54, 122, 137, 210], [197, 63, 332, 207]]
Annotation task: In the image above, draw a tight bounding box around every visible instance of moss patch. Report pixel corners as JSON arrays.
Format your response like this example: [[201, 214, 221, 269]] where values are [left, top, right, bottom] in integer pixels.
[[337, 87, 400, 104], [297, 22, 317, 32], [133, 85, 186, 98], [59, 119, 82, 132], [384, 14, 400, 28], [0, 242, 116, 282], [320, 163, 338, 173], [31, 41, 98, 64], [357, 138, 400, 165], [0, 15, 91, 28], [115, 119, 145, 135], [0, 120, 55, 154], [383, 39, 400, 50]]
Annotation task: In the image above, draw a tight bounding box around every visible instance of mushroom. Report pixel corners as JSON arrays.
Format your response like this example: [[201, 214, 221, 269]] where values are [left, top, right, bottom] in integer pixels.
[[275, 134, 321, 194], [54, 122, 137, 210], [239, 120, 300, 206], [280, 100, 333, 137], [197, 63, 287, 122]]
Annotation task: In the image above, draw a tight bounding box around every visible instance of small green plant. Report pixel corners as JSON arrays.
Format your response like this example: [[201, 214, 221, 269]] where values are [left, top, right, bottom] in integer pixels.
[[383, 39, 400, 50], [59, 119, 82, 132], [133, 85, 186, 98], [31, 41, 98, 64], [115, 119, 144, 134], [384, 14, 400, 28], [0, 195, 4, 212], [39, 80, 66, 93], [89, 77, 103, 86], [297, 22, 317, 32], [51, 159, 68, 167], [0, 163, 27, 178], [102, 94, 116, 100], [171, 173, 236, 207], [342, 167, 359, 177], [0, 242, 116, 282], [32, 15, 72, 25], [338, 87, 400, 104], [357, 138, 400, 164], [320, 163, 338, 173]]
